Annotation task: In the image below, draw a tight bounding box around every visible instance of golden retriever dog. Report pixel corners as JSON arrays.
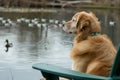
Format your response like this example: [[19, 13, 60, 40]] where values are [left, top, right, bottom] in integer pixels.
[[63, 11, 116, 76]]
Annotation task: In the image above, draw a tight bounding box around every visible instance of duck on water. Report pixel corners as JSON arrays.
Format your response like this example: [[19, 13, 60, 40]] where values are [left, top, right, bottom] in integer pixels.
[[5, 39, 13, 52]]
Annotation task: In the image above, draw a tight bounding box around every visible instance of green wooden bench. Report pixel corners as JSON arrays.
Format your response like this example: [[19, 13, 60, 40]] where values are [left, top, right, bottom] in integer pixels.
[[32, 46, 120, 80]]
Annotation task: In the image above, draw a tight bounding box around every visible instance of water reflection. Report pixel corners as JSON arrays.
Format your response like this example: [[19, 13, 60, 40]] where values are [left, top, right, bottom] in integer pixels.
[[0, 9, 119, 69]]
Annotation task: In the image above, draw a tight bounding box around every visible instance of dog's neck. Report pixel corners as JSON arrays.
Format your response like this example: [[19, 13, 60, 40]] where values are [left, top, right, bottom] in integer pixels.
[[90, 32, 101, 36], [74, 33, 88, 43], [74, 32, 101, 43]]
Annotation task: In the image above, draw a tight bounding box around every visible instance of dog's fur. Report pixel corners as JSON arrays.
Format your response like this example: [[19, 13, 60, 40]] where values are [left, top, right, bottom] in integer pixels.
[[63, 11, 116, 76]]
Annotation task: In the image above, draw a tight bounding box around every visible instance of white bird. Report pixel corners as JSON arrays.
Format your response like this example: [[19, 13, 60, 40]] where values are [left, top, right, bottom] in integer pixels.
[[37, 23, 41, 28], [28, 23, 34, 27], [54, 20, 59, 24], [33, 18, 38, 21], [0, 17, 3, 21], [31, 19, 36, 23], [4, 23, 11, 27], [2, 20, 6, 24], [41, 18, 46, 22], [7, 19, 11, 21], [25, 19, 30, 23], [62, 20, 66, 24], [53, 24, 58, 28], [109, 21, 115, 26], [34, 21, 39, 25], [21, 18, 25, 21], [42, 23, 47, 27], [58, 23, 63, 27], [49, 19, 54, 23], [17, 19, 22, 23], [7, 19, 12, 24]]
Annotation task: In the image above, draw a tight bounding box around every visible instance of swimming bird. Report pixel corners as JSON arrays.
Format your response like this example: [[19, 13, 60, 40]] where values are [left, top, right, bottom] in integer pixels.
[[37, 23, 41, 28], [62, 20, 66, 24], [54, 20, 59, 24], [0, 17, 3, 21], [25, 19, 30, 23], [5, 39, 13, 47], [109, 21, 115, 26], [5, 39, 13, 52], [2, 20, 6, 24], [42, 23, 47, 27], [49, 19, 54, 23], [41, 18, 46, 22], [17, 19, 22, 23], [4, 23, 11, 27], [28, 23, 34, 27]]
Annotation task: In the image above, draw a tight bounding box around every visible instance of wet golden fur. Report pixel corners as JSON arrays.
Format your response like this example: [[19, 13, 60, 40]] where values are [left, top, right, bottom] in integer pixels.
[[63, 11, 116, 76]]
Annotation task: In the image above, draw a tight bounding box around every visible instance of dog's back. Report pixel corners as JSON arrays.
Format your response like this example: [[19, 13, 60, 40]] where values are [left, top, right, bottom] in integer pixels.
[[71, 34, 116, 76]]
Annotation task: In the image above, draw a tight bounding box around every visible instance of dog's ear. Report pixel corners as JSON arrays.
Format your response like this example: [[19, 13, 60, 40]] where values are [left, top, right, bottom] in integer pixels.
[[76, 17, 90, 32], [80, 20, 90, 31]]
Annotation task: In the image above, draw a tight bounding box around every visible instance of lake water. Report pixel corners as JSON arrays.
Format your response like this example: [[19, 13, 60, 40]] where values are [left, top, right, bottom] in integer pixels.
[[0, 8, 120, 80]]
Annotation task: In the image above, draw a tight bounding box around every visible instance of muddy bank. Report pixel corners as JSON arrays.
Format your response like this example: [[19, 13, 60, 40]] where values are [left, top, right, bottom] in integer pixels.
[[0, 7, 58, 13]]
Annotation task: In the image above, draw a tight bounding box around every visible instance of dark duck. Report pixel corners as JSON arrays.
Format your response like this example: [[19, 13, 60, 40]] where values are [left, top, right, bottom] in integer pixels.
[[5, 39, 13, 52]]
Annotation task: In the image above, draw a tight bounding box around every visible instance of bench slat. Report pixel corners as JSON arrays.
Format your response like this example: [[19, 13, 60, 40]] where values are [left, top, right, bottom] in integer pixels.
[[32, 63, 108, 80]]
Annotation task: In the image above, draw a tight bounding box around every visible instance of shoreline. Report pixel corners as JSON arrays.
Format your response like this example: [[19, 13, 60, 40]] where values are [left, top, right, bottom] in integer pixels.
[[0, 7, 58, 13], [0, 5, 119, 13], [79, 5, 120, 10]]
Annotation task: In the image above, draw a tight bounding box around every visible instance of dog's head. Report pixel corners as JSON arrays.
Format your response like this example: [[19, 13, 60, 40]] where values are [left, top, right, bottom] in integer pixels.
[[63, 11, 101, 34]]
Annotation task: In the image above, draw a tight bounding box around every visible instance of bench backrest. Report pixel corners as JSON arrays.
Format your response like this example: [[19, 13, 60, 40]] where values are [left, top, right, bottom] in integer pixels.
[[110, 45, 120, 77]]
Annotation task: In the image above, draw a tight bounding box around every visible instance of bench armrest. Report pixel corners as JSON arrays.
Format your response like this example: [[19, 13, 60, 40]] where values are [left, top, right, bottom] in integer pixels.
[[32, 63, 108, 80]]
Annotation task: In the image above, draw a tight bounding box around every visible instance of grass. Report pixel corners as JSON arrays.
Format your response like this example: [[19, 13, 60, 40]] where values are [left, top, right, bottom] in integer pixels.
[[79, 5, 120, 10], [0, 5, 119, 13], [0, 7, 58, 13]]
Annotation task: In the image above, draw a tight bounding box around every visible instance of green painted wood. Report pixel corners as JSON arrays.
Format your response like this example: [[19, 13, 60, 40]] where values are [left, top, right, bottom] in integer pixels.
[[110, 45, 120, 77], [32, 63, 108, 80], [41, 71, 59, 80]]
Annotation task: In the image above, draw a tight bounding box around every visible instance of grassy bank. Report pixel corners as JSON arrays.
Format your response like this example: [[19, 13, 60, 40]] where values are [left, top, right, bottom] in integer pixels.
[[0, 7, 58, 13], [78, 5, 120, 10], [0, 5, 119, 13]]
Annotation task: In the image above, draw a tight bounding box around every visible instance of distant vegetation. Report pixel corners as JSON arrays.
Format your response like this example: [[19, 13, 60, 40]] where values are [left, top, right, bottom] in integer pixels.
[[0, 0, 119, 9], [0, 0, 51, 8]]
